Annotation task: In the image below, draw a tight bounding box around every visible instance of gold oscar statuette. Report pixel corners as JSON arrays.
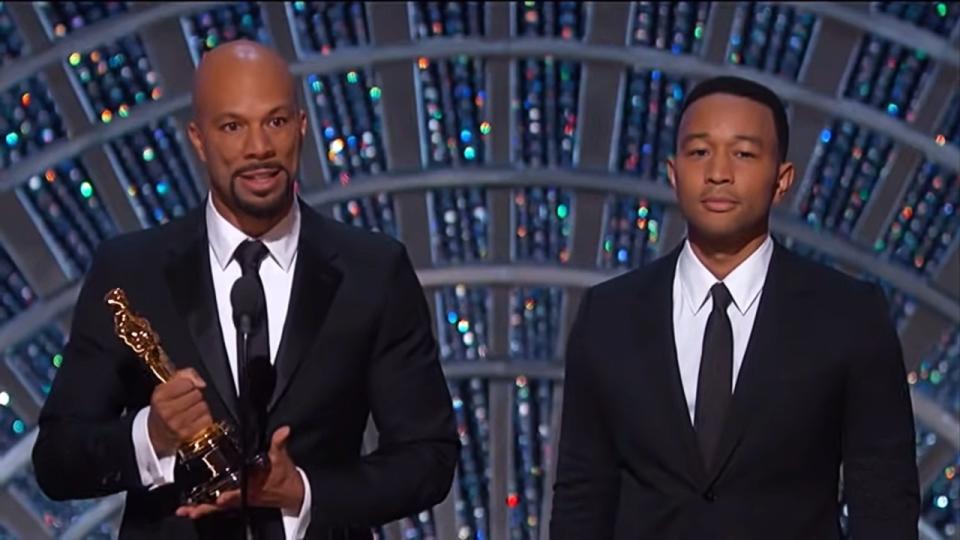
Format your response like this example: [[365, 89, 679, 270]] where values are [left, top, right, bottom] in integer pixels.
[[105, 288, 247, 504]]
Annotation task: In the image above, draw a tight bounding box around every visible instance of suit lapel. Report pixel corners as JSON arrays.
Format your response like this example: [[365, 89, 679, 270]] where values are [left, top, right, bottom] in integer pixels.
[[164, 211, 240, 423], [707, 242, 804, 483], [641, 245, 709, 486], [268, 203, 342, 411]]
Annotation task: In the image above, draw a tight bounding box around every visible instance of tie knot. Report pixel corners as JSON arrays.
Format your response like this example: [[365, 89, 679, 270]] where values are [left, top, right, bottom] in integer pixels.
[[234, 240, 269, 276], [710, 282, 733, 312]]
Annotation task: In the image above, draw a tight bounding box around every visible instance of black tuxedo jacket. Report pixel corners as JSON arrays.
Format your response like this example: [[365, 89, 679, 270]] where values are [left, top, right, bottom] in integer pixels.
[[551, 242, 919, 540], [33, 201, 458, 539]]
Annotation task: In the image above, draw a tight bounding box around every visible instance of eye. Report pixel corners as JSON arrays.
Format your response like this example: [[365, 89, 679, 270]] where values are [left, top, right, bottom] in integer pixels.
[[221, 121, 240, 133], [734, 151, 756, 159], [267, 117, 288, 128], [687, 148, 708, 157]]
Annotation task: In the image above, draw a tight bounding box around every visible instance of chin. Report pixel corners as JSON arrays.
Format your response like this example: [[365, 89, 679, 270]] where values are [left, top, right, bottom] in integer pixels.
[[236, 190, 293, 219], [690, 220, 767, 249]]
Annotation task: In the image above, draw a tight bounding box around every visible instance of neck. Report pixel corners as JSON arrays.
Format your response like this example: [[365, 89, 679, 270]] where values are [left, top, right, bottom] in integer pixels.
[[211, 195, 294, 238], [687, 227, 769, 281]]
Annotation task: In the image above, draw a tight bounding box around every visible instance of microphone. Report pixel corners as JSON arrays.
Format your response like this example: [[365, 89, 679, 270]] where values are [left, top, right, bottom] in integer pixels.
[[229, 275, 264, 535], [231, 275, 264, 335]]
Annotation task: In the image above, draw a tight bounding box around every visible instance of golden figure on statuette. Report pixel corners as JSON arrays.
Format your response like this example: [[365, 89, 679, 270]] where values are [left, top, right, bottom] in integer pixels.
[[105, 288, 253, 504]]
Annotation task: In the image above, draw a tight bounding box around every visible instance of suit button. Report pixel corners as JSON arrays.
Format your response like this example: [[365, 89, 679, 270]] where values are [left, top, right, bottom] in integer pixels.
[[703, 490, 716, 502]]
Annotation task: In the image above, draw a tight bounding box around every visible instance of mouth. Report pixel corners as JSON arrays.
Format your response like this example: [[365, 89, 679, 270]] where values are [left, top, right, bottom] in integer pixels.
[[700, 197, 739, 212], [236, 168, 283, 192]]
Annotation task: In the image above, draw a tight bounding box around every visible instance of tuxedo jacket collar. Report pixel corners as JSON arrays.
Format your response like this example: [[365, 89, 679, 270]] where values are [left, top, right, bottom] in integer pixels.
[[636, 239, 812, 488], [162, 199, 342, 422]]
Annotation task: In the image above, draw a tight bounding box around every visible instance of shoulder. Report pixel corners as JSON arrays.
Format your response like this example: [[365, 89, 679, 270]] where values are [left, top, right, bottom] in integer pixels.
[[90, 209, 202, 270], [585, 248, 678, 309], [301, 207, 408, 268], [772, 244, 894, 343], [775, 244, 882, 304]]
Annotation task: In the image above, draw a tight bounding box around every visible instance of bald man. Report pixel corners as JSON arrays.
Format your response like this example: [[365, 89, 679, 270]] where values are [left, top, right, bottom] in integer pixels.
[[33, 41, 458, 540]]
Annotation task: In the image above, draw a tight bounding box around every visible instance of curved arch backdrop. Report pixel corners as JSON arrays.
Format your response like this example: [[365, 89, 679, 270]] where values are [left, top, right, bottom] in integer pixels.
[[0, 2, 957, 539]]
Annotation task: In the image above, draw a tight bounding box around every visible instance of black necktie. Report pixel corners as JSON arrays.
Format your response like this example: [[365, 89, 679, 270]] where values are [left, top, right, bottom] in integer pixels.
[[233, 239, 275, 457], [694, 282, 734, 471]]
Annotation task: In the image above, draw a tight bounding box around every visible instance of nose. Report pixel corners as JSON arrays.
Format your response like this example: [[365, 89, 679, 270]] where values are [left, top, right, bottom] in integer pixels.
[[242, 125, 276, 160], [705, 152, 733, 185]]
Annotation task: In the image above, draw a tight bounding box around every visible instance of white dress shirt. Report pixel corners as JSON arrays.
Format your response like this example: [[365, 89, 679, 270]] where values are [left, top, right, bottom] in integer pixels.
[[131, 196, 312, 539], [672, 235, 774, 424]]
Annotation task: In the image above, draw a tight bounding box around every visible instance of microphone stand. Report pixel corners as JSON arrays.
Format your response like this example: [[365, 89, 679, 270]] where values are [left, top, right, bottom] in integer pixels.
[[236, 317, 251, 538]]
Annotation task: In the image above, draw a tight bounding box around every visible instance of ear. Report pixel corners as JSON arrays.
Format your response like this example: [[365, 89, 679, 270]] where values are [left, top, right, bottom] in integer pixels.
[[772, 161, 795, 205], [298, 109, 307, 137], [187, 121, 207, 163], [667, 157, 678, 192]]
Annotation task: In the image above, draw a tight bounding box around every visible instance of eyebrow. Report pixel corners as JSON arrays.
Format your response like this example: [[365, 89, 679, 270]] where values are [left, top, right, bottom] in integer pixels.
[[679, 133, 766, 145], [212, 105, 293, 123]]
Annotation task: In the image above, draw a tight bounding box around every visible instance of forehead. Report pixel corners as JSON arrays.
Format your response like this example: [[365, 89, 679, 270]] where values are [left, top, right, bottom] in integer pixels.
[[194, 62, 295, 119], [679, 93, 777, 139]]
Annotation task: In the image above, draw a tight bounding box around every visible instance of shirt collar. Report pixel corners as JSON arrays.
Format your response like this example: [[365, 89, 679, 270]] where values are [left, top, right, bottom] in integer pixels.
[[205, 195, 300, 272], [677, 235, 773, 316]]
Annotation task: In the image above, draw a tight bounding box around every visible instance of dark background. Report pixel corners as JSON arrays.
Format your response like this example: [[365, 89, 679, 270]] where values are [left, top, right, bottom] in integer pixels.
[[0, 2, 957, 539]]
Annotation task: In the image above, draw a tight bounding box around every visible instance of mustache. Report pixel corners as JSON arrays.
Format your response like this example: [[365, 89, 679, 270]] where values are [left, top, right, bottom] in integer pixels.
[[700, 188, 738, 200], [233, 161, 287, 177]]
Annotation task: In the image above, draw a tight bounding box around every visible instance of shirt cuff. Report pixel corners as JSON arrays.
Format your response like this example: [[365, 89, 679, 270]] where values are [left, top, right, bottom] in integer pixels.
[[281, 467, 312, 540], [131, 406, 177, 489]]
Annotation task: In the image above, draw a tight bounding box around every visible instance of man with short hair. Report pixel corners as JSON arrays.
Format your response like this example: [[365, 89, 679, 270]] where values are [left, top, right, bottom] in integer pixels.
[[33, 41, 458, 540], [551, 76, 919, 539]]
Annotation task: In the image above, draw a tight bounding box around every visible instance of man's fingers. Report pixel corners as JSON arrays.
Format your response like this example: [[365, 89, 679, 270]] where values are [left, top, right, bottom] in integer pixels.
[[268, 426, 291, 461], [156, 387, 204, 413], [175, 368, 207, 389], [158, 369, 206, 398], [180, 399, 212, 426], [175, 503, 220, 519], [154, 377, 196, 401], [216, 490, 240, 507], [174, 487, 239, 520]]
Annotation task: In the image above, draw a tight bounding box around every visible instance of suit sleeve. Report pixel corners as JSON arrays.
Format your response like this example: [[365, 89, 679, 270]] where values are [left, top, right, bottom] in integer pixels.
[[32, 242, 147, 500], [301, 244, 458, 527], [843, 284, 920, 540], [550, 288, 619, 539]]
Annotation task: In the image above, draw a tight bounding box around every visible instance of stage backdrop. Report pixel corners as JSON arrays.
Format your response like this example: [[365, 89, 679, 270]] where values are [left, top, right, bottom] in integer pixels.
[[0, 2, 957, 539]]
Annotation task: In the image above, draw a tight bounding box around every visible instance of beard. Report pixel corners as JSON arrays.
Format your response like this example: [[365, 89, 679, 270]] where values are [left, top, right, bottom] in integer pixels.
[[232, 170, 293, 218]]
